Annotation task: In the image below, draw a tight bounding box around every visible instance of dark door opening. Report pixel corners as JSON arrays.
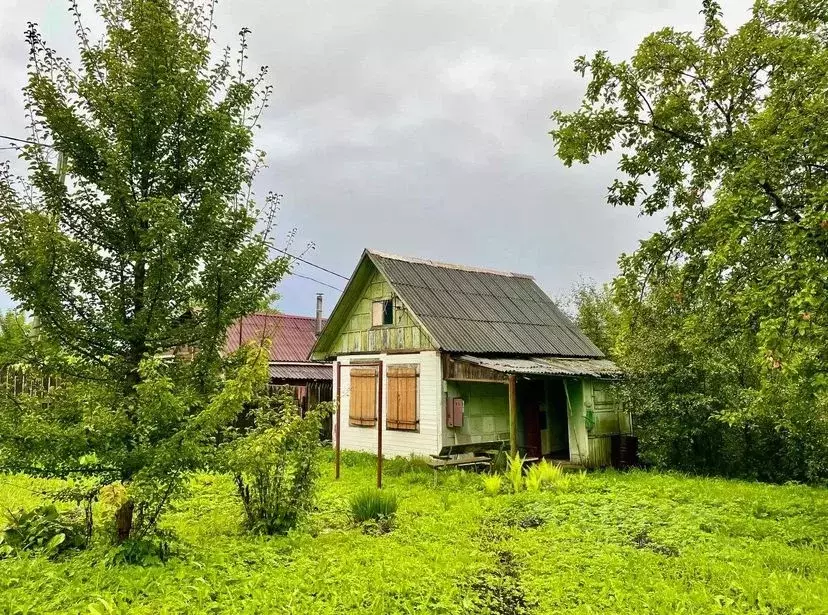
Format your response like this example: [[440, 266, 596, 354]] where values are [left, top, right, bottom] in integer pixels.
[[518, 379, 544, 458], [546, 379, 569, 459]]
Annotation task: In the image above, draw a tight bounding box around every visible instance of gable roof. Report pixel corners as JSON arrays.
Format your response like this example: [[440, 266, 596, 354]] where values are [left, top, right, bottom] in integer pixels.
[[314, 250, 604, 358], [225, 313, 326, 362]]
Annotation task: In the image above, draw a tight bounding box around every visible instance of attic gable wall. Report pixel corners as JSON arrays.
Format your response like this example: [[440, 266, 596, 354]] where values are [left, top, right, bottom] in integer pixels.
[[312, 261, 436, 358]]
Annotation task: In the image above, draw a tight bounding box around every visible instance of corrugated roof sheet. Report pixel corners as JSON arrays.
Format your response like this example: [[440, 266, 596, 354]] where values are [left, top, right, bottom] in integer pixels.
[[268, 362, 332, 381], [225, 313, 327, 362], [368, 251, 604, 357], [459, 355, 621, 378]]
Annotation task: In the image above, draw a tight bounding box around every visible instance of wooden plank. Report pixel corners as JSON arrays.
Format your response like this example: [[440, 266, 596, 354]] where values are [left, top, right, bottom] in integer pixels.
[[508, 374, 517, 457]]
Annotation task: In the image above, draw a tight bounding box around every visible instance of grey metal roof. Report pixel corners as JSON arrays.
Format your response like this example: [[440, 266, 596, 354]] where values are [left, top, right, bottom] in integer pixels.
[[368, 251, 604, 357], [269, 362, 332, 381], [459, 355, 621, 378]]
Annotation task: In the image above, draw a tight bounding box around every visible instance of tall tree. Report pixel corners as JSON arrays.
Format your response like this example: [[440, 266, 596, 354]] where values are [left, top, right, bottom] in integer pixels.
[[0, 0, 287, 538], [552, 0, 828, 480]]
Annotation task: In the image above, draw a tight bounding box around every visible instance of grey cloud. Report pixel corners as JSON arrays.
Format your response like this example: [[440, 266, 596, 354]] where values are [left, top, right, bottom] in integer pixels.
[[0, 0, 755, 315]]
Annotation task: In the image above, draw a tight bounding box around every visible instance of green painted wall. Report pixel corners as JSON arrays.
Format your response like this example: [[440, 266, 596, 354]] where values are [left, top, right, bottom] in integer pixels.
[[590, 381, 630, 435], [322, 266, 435, 356], [444, 381, 510, 446], [565, 378, 589, 463]]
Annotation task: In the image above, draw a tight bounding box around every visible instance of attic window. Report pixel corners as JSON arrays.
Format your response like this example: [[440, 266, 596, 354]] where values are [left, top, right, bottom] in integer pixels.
[[372, 299, 394, 327]]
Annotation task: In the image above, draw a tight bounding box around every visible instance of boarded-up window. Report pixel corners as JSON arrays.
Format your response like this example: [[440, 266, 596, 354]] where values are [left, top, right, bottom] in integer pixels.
[[387, 365, 418, 431], [349, 367, 378, 426]]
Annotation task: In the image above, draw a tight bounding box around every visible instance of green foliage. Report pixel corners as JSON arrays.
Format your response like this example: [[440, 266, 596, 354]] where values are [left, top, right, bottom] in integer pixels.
[[221, 390, 328, 535], [554, 1, 828, 482], [527, 459, 565, 490], [482, 474, 503, 497], [501, 459, 573, 495], [349, 488, 399, 533], [0, 311, 31, 368], [383, 455, 434, 477], [0, 504, 86, 558], [0, 460, 826, 612], [0, 0, 287, 541], [505, 454, 525, 493], [565, 281, 620, 359]]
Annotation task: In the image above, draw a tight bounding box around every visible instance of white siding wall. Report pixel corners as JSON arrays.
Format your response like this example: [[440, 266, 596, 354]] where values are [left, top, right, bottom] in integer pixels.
[[333, 351, 443, 458]]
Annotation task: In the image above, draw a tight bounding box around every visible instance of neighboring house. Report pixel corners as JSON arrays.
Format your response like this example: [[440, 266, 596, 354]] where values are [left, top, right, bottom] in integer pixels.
[[226, 304, 333, 436], [311, 250, 629, 467]]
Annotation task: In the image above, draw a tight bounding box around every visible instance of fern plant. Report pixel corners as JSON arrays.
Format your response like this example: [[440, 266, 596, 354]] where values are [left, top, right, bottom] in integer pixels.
[[506, 454, 526, 493], [482, 475, 503, 496]]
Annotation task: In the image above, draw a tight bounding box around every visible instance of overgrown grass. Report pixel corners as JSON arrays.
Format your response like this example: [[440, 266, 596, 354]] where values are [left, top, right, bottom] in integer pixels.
[[350, 488, 399, 521], [0, 452, 826, 613]]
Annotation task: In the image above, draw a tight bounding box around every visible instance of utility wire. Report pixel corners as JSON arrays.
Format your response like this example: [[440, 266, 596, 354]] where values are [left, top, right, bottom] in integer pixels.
[[271, 246, 349, 280], [290, 272, 343, 292], [0, 134, 53, 148]]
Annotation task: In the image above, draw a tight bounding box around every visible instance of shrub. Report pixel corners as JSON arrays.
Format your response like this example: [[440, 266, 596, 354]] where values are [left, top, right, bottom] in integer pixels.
[[222, 390, 331, 535], [349, 489, 398, 533], [0, 504, 86, 558], [482, 474, 503, 496]]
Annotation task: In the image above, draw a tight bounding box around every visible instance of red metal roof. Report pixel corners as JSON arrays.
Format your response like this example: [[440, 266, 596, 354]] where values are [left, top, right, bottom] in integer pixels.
[[225, 313, 326, 362]]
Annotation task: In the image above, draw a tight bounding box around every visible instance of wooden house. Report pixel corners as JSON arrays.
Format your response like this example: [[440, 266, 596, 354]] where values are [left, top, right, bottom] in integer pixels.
[[310, 250, 629, 467]]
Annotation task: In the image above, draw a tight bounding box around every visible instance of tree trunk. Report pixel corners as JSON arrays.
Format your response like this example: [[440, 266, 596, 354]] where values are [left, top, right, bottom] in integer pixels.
[[115, 500, 135, 543]]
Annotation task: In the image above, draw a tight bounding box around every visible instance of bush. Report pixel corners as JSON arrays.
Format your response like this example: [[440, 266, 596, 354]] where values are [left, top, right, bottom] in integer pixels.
[[222, 390, 331, 535], [0, 504, 86, 558], [349, 489, 398, 533]]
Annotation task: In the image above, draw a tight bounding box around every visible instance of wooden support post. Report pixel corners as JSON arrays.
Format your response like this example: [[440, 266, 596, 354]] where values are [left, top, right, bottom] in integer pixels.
[[335, 361, 341, 480], [508, 374, 517, 457], [377, 360, 384, 489]]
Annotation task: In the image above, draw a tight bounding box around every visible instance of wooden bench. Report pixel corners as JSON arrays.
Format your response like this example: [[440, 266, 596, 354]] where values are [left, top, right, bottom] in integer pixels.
[[428, 440, 507, 471]]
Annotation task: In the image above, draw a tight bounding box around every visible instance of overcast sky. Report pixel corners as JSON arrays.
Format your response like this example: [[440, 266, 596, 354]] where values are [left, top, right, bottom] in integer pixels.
[[0, 0, 754, 317]]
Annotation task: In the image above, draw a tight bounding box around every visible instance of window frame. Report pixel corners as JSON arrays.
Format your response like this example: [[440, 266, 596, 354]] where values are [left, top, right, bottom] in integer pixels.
[[371, 299, 394, 328]]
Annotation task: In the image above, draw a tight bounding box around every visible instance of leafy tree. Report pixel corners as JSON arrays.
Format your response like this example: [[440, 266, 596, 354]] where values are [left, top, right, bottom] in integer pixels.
[[565, 281, 619, 359], [0, 311, 30, 368], [0, 0, 287, 539], [553, 0, 828, 481]]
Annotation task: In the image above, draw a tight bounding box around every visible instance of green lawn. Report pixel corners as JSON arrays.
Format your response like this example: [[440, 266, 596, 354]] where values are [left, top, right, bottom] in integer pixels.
[[1, 452, 826, 614]]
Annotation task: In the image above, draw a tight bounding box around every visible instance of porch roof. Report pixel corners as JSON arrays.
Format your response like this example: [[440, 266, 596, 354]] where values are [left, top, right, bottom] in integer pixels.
[[458, 355, 621, 379], [269, 362, 333, 381]]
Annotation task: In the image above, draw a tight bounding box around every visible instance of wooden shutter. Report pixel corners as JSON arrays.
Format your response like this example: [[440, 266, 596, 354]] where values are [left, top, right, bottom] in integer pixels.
[[387, 365, 418, 431], [349, 367, 377, 426], [372, 301, 384, 327]]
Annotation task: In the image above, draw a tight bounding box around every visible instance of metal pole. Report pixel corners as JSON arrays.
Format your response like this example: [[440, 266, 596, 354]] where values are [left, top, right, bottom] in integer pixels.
[[377, 360, 384, 489], [508, 374, 517, 457], [335, 361, 341, 479]]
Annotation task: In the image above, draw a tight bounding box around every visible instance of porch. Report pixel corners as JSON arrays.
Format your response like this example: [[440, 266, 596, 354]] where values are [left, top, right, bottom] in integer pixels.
[[441, 354, 628, 467]]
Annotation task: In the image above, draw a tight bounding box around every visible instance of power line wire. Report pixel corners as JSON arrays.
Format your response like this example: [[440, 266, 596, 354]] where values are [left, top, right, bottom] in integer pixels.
[[0, 134, 53, 148], [290, 272, 343, 292], [271, 246, 349, 280]]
